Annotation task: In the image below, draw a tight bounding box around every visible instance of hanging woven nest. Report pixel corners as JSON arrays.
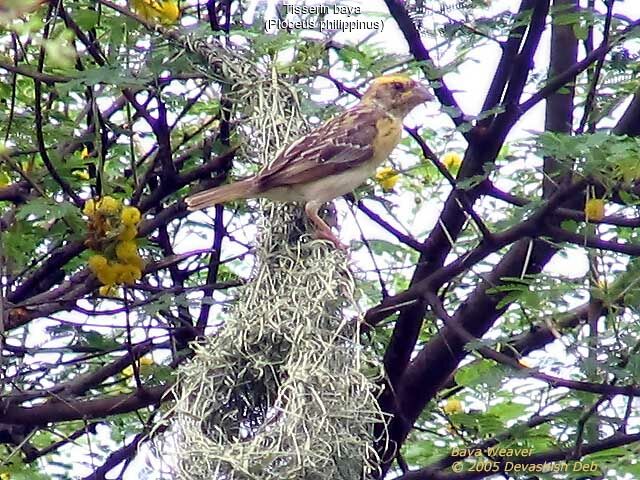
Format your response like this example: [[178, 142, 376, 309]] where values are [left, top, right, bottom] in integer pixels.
[[156, 35, 386, 480]]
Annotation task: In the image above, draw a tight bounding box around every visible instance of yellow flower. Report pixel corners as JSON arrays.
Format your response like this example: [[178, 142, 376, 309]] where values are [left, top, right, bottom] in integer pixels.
[[83, 198, 96, 216], [81, 146, 90, 159], [139, 356, 154, 366], [375, 166, 400, 192], [118, 225, 138, 241], [121, 356, 154, 376], [88, 255, 108, 275], [116, 240, 139, 264], [443, 399, 464, 415], [128, 253, 144, 269], [585, 198, 605, 222], [96, 263, 118, 286], [97, 196, 121, 215], [116, 263, 142, 285], [131, 0, 180, 25], [0, 472, 10, 480], [121, 206, 141, 226], [110, 262, 126, 280], [442, 151, 462, 171], [72, 170, 90, 180], [99, 284, 117, 296]]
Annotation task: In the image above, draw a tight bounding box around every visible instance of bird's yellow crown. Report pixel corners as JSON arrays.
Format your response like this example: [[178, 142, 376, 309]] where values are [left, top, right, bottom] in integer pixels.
[[370, 74, 413, 86], [361, 74, 431, 118]]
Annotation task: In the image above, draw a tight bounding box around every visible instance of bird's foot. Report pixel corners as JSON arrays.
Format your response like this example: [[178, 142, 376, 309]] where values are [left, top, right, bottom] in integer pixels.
[[314, 229, 348, 251]]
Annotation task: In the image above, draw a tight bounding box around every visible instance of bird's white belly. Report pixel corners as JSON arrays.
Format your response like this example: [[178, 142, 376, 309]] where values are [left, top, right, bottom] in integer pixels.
[[260, 160, 382, 203], [299, 160, 379, 203]]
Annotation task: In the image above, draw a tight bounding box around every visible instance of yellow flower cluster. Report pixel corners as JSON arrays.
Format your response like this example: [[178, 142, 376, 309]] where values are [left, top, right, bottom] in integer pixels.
[[88, 255, 143, 288], [83, 196, 144, 292]]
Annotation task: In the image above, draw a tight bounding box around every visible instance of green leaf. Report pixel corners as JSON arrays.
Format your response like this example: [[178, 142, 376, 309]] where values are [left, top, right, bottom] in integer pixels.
[[75, 10, 100, 29], [455, 360, 501, 389], [77, 330, 120, 350], [486, 401, 526, 422]]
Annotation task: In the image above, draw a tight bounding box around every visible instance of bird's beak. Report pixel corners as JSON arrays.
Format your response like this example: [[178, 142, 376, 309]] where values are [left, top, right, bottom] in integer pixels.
[[414, 83, 434, 103]]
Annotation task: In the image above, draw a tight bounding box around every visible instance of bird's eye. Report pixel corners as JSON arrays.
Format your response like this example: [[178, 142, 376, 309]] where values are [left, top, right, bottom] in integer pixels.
[[392, 81, 405, 91]]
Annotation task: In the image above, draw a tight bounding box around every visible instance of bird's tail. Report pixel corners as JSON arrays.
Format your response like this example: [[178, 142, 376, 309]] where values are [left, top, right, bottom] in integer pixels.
[[185, 179, 257, 211]]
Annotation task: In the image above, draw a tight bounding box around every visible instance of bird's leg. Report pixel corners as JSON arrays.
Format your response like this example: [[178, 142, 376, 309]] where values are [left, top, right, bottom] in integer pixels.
[[304, 201, 348, 250]]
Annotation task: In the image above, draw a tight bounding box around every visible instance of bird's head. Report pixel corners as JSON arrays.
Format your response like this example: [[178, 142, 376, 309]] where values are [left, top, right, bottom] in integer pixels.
[[361, 75, 433, 118]]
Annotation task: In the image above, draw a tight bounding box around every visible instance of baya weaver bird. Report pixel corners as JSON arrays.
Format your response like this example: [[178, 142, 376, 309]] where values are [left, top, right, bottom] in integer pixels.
[[186, 75, 433, 249]]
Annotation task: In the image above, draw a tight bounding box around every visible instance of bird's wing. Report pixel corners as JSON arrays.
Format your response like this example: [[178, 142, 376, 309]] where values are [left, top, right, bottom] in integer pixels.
[[256, 105, 380, 189]]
